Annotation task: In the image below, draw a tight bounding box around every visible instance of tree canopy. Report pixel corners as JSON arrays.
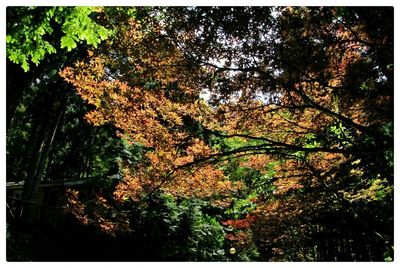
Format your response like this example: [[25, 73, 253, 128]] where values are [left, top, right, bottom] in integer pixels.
[[7, 6, 393, 261], [6, 7, 110, 71]]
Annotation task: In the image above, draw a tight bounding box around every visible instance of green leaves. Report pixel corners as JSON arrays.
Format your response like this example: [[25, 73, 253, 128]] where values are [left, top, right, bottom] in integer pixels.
[[7, 7, 111, 71], [226, 194, 257, 219], [60, 7, 111, 50], [60, 35, 78, 51], [7, 7, 56, 71]]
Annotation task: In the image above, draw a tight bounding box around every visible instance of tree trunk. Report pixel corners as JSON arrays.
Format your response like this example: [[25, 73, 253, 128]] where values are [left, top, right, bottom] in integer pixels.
[[17, 101, 65, 224], [6, 60, 30, 132]]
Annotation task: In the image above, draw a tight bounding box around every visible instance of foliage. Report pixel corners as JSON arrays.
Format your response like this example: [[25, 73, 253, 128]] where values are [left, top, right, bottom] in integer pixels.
[[7, 6, 393, 261], [6, 7, 110, 71], [125, 194, 227, 261], [60, 16, 243, 201]]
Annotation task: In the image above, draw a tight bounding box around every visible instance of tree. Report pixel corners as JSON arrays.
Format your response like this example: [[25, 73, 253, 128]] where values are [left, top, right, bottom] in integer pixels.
[[6, 6, 131, 225], [61, 14, 243, 205], [34, 6, 394, 261], [6, 7, 110, 72]]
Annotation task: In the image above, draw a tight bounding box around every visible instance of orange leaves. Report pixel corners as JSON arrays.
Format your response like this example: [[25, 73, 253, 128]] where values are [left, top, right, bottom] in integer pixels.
[[173, 155, 194, 166], [225, 231, 249, 243], [162, 164, 237, 199], [239, 154, 270, 170], [222, 215, 257, 251], [308, 152, 346, 173], [221, 215, 256, 229], [84, 110, 109, 126], [62, 51, 191, 149], [92, 193, 132, 235], [111, 144, 239, 201], [64, 189, 89, 225], [185, 138, 211, 159], [68, 58, 237, 200], [65, 189, 130, 235], [114, 173, 143, 202], [273, 177, 303, 195], [60, 11, 379, 227]]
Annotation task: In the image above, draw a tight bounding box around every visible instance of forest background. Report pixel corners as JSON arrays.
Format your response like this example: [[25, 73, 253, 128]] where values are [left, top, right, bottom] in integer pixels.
[[2, 1, 398, 263]]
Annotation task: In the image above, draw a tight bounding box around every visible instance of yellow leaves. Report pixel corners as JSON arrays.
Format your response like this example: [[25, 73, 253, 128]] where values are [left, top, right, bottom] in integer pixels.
[[342, 178, 393, 203], [349, 168, 364, 177]]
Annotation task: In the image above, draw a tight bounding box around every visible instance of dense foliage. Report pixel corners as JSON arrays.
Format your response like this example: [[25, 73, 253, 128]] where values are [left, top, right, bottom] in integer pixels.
[[7, 6, 393, 261]]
